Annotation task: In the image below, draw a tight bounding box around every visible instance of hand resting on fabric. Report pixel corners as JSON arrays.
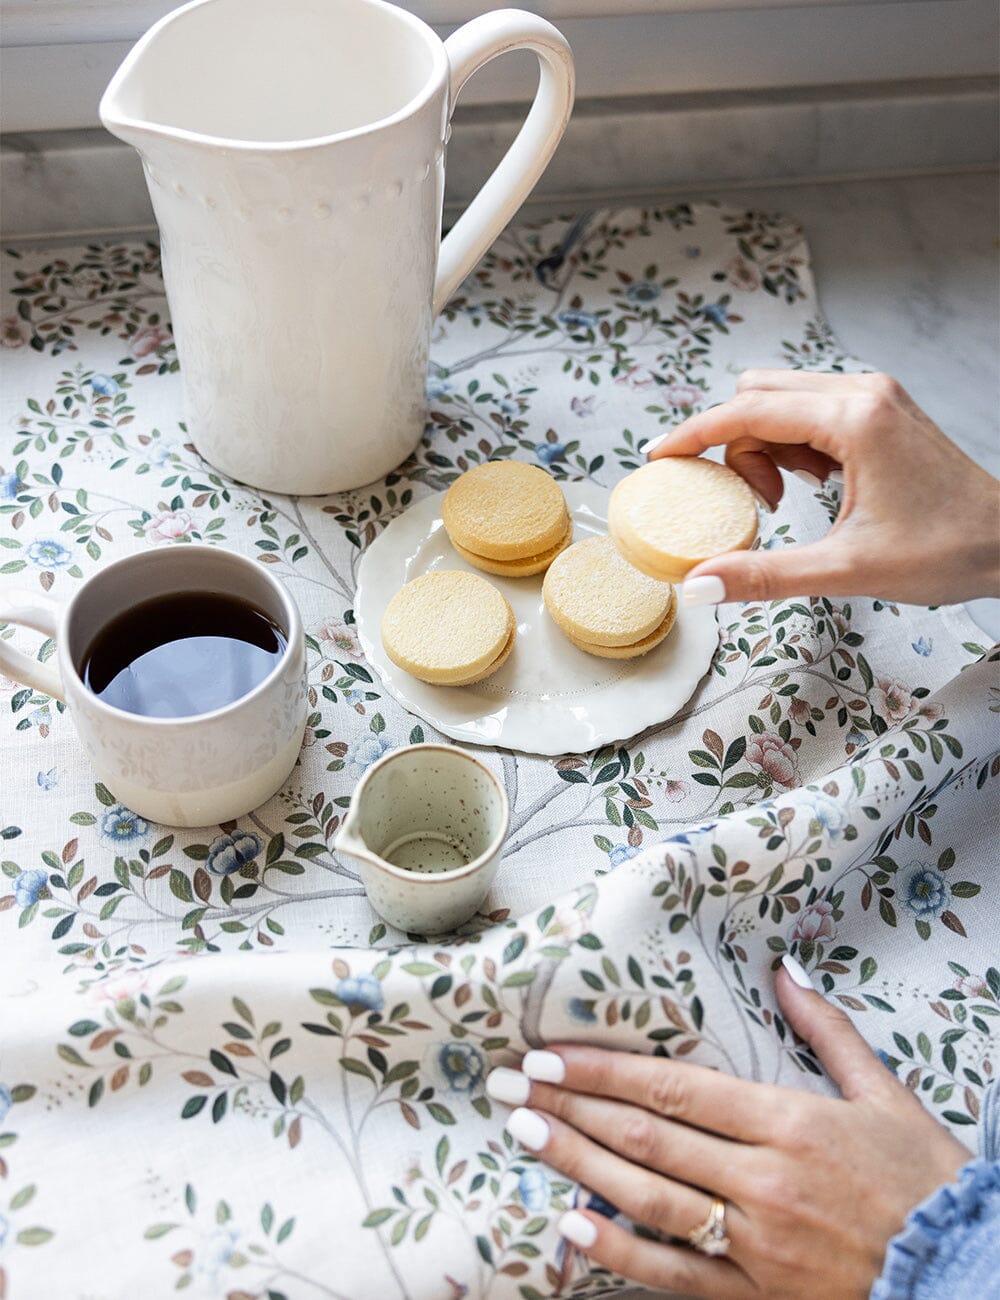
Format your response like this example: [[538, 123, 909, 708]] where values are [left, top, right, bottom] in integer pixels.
[[644, 370, 1000, 608], [486, 963, 972, 1299]]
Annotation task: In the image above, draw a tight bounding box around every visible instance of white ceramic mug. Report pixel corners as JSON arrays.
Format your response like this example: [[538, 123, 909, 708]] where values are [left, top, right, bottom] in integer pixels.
[[100, 0, 575, 495], [334, 743, 509, 933], [0, 547, 306, 827]]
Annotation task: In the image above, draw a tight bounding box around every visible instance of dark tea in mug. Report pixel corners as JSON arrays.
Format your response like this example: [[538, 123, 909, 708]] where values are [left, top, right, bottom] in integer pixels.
[[81, 591, 287, 718]]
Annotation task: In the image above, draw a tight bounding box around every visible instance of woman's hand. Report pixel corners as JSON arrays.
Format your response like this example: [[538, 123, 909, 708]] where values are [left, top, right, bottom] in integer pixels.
[[485, 961, 969, 1299], [644, 370, 1000, 608]]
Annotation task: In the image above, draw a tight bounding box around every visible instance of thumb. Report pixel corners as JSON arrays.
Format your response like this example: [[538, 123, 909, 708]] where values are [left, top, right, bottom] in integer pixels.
[[682, 537, 852, 605], [776, 961, 898, 1103]]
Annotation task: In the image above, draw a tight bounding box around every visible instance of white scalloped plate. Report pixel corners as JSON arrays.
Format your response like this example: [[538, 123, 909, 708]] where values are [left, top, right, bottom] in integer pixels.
[[354, 483, 719, 755]]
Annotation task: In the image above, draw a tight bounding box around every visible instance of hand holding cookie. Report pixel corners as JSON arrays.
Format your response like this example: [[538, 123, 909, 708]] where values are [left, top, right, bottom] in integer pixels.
[[646, 370, 1000, 607]]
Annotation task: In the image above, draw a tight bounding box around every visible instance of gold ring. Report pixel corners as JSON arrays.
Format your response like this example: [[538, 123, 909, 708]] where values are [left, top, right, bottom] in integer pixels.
[[687, 1197, 730, 1257]]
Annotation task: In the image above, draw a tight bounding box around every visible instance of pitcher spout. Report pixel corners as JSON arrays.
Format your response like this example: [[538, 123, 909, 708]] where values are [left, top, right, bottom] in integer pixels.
[[99, 0, 208, 150]]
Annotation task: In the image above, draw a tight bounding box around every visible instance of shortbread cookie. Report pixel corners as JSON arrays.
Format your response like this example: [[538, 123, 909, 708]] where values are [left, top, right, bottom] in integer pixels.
[[442, 461, 571, 573], [381, 570, 515, 687], [608, 456, 758, 582], [450, 530, 571, 578], [563, 591, 677, 659], [543, 535, 677, 659]]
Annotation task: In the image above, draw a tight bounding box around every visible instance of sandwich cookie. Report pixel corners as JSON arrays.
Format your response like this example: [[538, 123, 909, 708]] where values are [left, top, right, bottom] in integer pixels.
[[608, 456, 758, 583], [442, 461, 571, 577], [543, 535, 677, 660], [381, 570, 516, 687]]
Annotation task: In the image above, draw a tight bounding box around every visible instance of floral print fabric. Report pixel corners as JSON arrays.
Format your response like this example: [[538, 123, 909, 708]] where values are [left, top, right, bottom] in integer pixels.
[[1, 206, 997, 1299]]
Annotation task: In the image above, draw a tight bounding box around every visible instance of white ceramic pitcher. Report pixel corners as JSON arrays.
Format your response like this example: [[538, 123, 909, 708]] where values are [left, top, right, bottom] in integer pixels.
[[100, 0, 574, 495]]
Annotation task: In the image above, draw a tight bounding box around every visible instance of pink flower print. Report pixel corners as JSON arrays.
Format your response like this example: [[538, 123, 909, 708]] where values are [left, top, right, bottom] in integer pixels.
[[726, 255, 762, 291], [746, 732, 799, 788], [954, 974, 990, 999], [788, 697, 812, 726], [0, 318, 26, 349], [550, 907, 589, 942], [89, 967, 151, 1006], [662, 384, 700, 410], [872, 677, 916, 724], [316, 618, 361, 659], [916, 700, 944, 722], [789, 900, 836, 945], [146, 508, 196, 543], [662, 779, 689, 803], [614, 364, 657, 391], [130, 324, 170, 358]]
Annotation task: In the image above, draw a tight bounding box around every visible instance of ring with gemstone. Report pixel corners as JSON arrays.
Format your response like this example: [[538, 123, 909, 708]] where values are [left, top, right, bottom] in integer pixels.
[[687, 1197, 731, 1257]]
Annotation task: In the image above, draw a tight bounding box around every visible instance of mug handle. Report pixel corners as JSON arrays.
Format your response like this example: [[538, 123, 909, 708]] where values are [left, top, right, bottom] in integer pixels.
[[433, 9, 575, 317], [0, 591, 65, 700]]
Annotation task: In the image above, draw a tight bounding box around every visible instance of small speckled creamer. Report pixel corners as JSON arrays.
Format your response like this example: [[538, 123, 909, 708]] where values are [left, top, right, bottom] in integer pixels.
[[334, 744, 509, 934]]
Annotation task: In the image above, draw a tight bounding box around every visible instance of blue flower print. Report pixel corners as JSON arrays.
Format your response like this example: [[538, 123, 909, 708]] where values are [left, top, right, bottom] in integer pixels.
[[846, 727, 866, 749], [0, 1082, 12, 1124], [149, 440, 176, 467], [426, 377, 451, 401], [626, 281, 661, 304], [336, 973, 384, 1012], [607, 843, 641, 870], [101, 804, 149, 842], [901, 862, 950, 919], [88, 373, 120, 397], [26, 538, 72, 569], [912, 637, 933, 657], [36, 768, 58, 791], [535, 441, 565, 466], [518, 1167, 550, 1212], [568, 997, 597, 1024], [557, 308, 598, 332], [805, 792, 848, 840], [14, 868, 47, 909], [875, 1049, 898, 1076], [684, 246, 701, 259], [206, 831, 262, 876], [437, 1041, 485, 1094], [0, 470, 22, 500], [345, 733, 392, 780], [701, 301, 728, 327], [570, 395, 596, 418]]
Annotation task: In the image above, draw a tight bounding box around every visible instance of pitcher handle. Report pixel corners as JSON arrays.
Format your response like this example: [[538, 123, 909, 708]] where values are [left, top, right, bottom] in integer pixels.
[[0, 590, 65, 700], [433, 9, 575, 317]]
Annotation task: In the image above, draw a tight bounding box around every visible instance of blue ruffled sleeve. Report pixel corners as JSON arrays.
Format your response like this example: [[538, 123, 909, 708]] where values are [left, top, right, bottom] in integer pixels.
[[870, 1082, 1000, 1300]]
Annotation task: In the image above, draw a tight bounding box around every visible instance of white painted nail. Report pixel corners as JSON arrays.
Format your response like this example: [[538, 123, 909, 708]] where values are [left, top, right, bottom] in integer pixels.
[[829, 468, 845, 484], [559, 1210, 598, 1249], [642, 432, 670, 457], [485, 1067, 530, 1106], [682, 575, 726, 607], [782, 953, 816, 990], [794, 470, 823, 490], [506, 1107, 550, 1151], [522, 1050, 566, 1083]]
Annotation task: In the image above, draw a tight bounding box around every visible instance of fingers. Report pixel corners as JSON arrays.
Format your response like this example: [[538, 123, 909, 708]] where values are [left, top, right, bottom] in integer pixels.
[[505, 1106, 743, 1249], [776, 966, 901, 1104], [512, 1045, 783, 1143], [557, 1209, 750, 1299], [723, 444, 784, 512], [682, 536, 855, 605], [736, 368, 866, 394], [647, 389, 851, 461], [502, 1077, 744, 1197]]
